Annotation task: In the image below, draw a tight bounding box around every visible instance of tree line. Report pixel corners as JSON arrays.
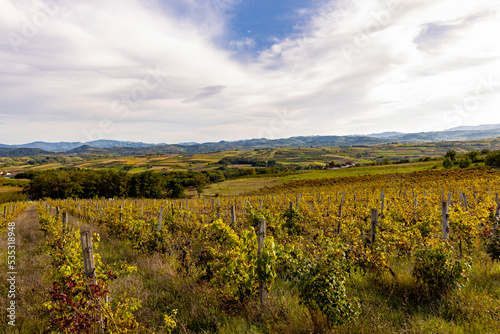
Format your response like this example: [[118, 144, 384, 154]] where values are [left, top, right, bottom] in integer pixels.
[[18, 166, 297, 200], [18, 169, 206, 199], [442, 149, 500, 169]]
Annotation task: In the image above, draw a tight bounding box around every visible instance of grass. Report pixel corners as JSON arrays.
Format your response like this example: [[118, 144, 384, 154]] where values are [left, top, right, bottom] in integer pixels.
[[0, 205, 49, 334], [100, 243, 500, 333], [0, 185, 28, 204], [0, 186, 22, 193], [282, 161, 440, 181], [203, 178, 283, 196], [3, 196, 500, 333], [332, 250, 500, 334], [198, 161, 441, 197]]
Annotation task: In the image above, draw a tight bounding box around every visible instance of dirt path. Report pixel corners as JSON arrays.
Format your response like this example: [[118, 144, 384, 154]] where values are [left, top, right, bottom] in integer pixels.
[[0, 204, 50, 333], [1, 204, 169, 332]]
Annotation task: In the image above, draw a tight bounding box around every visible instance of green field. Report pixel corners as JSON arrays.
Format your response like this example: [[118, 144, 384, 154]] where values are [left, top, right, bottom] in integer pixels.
[[202, 161, 444, 196]]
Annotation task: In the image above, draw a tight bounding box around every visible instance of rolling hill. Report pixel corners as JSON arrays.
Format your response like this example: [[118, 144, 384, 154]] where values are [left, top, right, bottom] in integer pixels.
[[1, 125, 500, 157]]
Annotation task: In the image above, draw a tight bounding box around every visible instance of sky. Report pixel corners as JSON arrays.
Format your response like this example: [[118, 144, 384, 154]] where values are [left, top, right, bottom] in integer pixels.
[[0, 0, 499, 145]]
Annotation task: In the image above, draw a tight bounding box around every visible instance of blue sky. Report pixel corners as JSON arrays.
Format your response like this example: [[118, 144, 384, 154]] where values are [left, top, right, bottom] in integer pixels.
[[0, 0, 499, 144], [226, 0, 317, 53], [161, 0, 322, 55]]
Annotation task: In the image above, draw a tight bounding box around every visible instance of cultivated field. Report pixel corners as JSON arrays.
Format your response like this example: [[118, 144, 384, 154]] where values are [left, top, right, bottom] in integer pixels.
[[2, 167, 499, 333]]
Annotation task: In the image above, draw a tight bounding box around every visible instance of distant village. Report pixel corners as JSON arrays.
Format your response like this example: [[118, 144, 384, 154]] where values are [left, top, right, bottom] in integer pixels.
[[324, 161, 356, 170], [0, 171, 17, 178]]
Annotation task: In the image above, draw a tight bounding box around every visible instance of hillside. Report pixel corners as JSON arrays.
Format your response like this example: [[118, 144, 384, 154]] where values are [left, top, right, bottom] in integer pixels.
[[1, 125, 500, 156], [2, 137, 500, 175]]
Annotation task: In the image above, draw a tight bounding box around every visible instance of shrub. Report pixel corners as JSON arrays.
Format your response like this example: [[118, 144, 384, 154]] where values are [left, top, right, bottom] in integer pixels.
[[445, 150, 457, 162], [412, 240, 471, 296], [282, 207, 304, 236], [294, 240, 360, 326], [485, 150, 500, 168], [458, 157, 471, 168], [443, 157, 454, 169], [466, 150, 482, 163], [205, 220, 277, 301]]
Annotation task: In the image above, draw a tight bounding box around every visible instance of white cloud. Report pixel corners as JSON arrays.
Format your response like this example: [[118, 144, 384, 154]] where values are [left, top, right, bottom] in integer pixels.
[[229, 37, 255, 50], [0, 0, 499, 144]]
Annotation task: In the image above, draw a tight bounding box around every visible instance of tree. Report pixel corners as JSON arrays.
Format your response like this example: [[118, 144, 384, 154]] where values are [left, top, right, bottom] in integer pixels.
[[443, 157, 453, 169], [129, 171, 165, 198], [243, 168, 256, 176], [166, 179, 185, 198], [459, 157, 471, 168], [466, 151, 481, 163], [267, 160, 277, 167], [193, 174, 209, 197], [445, 150, 457, 163], [485, 150, 500, 168]]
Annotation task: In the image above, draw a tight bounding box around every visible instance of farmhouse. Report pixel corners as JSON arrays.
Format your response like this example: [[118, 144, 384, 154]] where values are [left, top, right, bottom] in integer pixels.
[[325, 161, 356, 170]]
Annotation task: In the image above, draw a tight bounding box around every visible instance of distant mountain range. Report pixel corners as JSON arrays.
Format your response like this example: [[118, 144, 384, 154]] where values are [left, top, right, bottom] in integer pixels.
[[444, 124, 500, 132], [1, 123, 500, 157], [0, 139, 158, 151]]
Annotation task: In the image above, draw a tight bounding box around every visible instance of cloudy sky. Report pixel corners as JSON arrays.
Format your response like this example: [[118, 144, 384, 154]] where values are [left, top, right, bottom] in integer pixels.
[[1, 0, 499, 145]]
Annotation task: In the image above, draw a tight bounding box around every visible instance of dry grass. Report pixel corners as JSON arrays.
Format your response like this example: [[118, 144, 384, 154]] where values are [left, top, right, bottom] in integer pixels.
[[0, 205, 50, 333], [203, 178, 284, 197], [0, 186, 23, 193]]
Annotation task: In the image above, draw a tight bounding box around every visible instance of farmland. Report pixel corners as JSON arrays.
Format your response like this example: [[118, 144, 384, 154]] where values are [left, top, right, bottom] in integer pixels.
[[2, 137, 500, 174], [2, 137, 499, 201], [1, 166, 500, 333], [1, 140, 500, 333]]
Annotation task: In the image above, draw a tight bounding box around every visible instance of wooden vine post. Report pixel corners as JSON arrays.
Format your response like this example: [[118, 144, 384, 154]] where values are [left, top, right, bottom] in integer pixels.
[[371, 209, 378, 244], [80, 231, 104, 333], [157, 206, 164, 232], [326, 196, 330, 216], [3, 206, 6, 219], [230, 205, 236, 228], [442, 201, 450, 240], [337, 193, 344, 234], [257, 220, 267, 309], [62, 211, 68, 236], [493, 203, 500, 237], [380, 190, 385, 216], [80, 231, 96, 284]]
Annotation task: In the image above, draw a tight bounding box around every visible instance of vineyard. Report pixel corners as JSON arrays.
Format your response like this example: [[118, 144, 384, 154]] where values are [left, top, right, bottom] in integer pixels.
[[0, 201, 28, 233], [2, 167, 500, 333]]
